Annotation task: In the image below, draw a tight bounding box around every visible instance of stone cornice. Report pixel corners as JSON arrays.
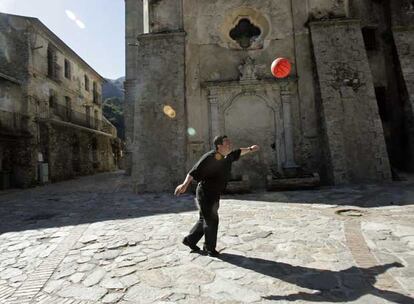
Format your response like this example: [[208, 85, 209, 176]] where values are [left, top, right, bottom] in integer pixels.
[[137, 31, 186, 41], [309, 18, 361, 27], [202, 76, 296, 89]]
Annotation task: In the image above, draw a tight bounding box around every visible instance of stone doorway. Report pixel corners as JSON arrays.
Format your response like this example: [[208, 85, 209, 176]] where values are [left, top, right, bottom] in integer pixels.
[[224, 94, 277, 187], [205, 78, 292, 189]]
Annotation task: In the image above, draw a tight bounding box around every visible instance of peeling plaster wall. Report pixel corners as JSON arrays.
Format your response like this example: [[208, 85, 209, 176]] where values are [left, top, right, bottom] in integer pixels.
[[0, 13, 118, 189], [182, 0, 322, 185], [310, 19, 391, 183], [132, 32, 186, 192]]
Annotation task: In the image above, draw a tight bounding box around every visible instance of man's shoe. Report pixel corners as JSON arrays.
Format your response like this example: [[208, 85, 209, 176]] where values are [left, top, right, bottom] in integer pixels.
[[206, 249, 220, 257], [203, 246, 219, 257], [182, 237, 200, 252]]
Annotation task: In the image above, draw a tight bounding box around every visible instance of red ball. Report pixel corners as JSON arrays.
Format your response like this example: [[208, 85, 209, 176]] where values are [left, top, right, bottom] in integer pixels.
[[271, 58, 291, 78]]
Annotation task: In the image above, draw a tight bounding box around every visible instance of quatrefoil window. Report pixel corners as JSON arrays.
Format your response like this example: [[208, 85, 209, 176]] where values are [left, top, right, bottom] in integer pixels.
[[229, 18, 261, 49]]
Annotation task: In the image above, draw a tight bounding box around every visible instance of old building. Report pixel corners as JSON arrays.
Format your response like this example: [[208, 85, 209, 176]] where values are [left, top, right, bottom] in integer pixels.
[[125, 0, 414, 192], [0, 12, 121, 189]]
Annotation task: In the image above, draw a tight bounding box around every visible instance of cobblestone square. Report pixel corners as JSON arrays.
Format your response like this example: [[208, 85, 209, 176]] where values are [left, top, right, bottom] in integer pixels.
[[0, 171, 413, 303]]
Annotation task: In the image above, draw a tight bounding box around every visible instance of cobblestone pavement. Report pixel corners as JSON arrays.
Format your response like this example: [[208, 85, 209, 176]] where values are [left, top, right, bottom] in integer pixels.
[[0, 171, 413, 303]]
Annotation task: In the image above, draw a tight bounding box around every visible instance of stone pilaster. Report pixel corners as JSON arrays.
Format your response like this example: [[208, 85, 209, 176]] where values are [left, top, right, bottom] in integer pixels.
[[280, 87, 299, 169]]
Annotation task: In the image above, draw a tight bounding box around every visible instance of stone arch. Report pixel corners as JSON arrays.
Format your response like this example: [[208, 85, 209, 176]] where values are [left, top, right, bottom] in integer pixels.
[[222, 91, 277, 113]]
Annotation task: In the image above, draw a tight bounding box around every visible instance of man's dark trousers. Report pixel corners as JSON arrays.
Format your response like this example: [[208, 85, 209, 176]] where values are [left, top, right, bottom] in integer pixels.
[[186, 185, 220, 251]]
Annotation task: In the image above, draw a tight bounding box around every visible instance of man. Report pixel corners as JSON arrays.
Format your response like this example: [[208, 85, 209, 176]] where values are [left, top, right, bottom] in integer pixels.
[[174, 135, 260, 257]]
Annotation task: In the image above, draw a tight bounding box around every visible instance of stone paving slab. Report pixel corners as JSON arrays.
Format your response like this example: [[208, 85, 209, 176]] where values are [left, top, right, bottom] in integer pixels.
[[0, 171, 413, 303]]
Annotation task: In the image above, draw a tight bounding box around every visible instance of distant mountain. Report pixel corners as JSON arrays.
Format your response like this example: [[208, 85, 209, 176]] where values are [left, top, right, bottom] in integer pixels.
[[102, 77, 125, 140], [104, 97, 124, 140], [103, 77, 125, 100]]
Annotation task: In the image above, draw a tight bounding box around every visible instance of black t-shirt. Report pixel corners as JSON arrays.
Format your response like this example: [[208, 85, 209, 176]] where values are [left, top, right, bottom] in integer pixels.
[[189, 149, 241, 194]]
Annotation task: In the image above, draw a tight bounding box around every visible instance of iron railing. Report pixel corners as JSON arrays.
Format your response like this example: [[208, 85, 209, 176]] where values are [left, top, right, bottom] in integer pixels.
[[51, 103, 107, 131], [0, 105, 115, 136]]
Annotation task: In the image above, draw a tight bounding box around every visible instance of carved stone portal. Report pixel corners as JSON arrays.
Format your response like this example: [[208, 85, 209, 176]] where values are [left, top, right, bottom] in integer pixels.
[[206, 78, 297, 188]]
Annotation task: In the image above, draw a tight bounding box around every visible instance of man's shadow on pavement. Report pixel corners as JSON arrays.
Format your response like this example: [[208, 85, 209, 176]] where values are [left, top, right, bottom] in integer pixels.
[[218, 253, 414, 304]]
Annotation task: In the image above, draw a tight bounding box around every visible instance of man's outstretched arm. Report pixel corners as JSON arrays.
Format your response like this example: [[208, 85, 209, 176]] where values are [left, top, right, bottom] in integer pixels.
[[240, 145, 260, 156]]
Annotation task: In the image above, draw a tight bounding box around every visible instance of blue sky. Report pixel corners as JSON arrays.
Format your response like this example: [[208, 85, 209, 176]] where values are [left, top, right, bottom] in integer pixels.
[[0, 0, 125, 79]]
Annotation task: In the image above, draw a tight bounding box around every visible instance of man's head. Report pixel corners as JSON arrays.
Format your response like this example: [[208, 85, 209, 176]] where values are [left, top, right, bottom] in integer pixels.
[[214, 135, 232, 155]]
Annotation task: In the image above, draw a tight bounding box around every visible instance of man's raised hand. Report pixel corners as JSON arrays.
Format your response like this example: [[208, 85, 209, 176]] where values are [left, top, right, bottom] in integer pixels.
[[250, 145, 260, 152]]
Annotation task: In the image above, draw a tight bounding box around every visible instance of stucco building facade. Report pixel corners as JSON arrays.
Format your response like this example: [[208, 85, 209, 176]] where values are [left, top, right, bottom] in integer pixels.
[[125, 0, 414, 192], [0, 13, 120, 189]]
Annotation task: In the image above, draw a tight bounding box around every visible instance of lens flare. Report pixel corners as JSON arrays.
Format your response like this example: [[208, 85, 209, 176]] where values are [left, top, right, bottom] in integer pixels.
[[75, 20, 86, 29], [65, 9, 86, 29], [65, 10, 77, 21], [187, 128, 196, 136], [163, 105, 176, 119]]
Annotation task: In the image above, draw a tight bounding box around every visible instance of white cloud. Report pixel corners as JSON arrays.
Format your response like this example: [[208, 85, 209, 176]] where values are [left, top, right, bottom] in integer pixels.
[[75, 19, 85, 29], [65, 9, 76, 21]]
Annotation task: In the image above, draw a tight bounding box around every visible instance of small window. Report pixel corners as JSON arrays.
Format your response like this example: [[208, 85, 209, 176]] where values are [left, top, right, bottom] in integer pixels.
[[93, 81, 98, 103], [47, 45, 56, 78], [49, 90, 56, 108], [230, 18, 261, 49], [362, 27, 377, 51], [64, 59, 71, 79], [84, 75, 89, 91]]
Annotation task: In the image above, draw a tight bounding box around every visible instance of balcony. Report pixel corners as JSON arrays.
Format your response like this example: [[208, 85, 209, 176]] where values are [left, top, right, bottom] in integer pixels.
[[49, 103, 113, 135]]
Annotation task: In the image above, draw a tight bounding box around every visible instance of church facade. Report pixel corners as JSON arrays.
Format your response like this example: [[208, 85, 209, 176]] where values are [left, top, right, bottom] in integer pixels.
[[125, 0, 414, 192]]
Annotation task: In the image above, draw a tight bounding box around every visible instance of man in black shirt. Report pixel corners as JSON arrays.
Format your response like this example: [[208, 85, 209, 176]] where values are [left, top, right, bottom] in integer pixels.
[[174, 135, 260, 257]]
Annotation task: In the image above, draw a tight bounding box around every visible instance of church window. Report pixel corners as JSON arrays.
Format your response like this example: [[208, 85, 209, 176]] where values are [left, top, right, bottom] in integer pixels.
[[230, 18, 261, 49]]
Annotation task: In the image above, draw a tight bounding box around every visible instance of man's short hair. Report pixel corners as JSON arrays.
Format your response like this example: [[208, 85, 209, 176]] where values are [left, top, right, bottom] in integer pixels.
[[213, 135, 228, 149]]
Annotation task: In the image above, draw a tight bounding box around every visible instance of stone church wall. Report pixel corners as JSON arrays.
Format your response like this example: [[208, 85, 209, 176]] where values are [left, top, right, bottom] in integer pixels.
[[132, 32, 186, 192], [183, 1, 307, 176], [126, 0, 413, 190], [310, 19, 391, 183]]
